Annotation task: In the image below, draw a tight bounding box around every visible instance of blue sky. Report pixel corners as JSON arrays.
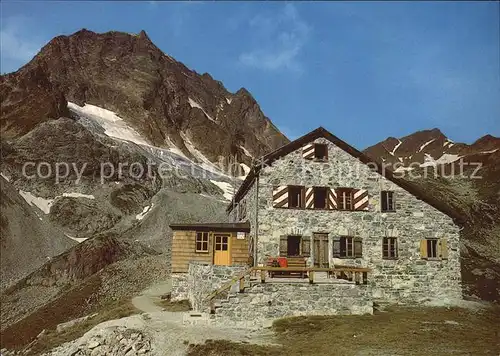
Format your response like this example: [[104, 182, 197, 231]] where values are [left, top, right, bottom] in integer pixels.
[[1, 1, 499, 148]]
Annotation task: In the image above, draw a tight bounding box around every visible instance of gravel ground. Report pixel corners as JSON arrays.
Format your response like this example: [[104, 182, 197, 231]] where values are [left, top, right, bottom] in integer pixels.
[[40, 311, 273, 356]]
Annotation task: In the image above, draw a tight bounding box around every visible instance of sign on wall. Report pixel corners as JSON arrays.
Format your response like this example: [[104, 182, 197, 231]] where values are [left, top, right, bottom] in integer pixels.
[[237, 232, 246, 239]]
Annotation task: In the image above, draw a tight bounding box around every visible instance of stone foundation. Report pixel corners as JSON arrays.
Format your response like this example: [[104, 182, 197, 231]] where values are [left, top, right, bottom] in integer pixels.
[[212, 280, 373, 327]]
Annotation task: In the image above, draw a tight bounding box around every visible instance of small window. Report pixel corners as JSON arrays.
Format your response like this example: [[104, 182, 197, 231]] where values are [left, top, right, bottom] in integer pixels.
[[288, 186, 304, 208], [337, 188, 354, 211], [196, 232, 209, 252], [314, 143, 328, 160], [340, 236, 354, 257], [383, 237, 398, 259], [427, 239, 438, 258], [313, 187, 327, 209], [333, 236, 362, 258], [280, 235, 308, 257], [381, 191, 395, 212]]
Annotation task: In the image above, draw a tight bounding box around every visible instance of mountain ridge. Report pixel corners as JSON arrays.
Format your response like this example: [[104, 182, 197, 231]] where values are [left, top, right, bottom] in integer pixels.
[[1, 28, 289, 173]]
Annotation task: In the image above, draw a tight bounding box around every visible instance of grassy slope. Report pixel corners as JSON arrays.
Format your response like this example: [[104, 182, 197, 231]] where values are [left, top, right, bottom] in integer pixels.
[[187, 306, 500, 356]]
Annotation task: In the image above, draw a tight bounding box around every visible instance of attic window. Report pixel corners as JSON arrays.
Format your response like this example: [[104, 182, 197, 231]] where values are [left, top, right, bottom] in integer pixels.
[[381, 191, 395, 212], [314, 144, 328, 160]]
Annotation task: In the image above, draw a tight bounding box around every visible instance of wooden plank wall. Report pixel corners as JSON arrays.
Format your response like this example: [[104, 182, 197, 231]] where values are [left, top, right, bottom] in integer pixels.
[[171, 231, 212, 273], [171, 231, 250, 273], [231, 233, 249, 265]]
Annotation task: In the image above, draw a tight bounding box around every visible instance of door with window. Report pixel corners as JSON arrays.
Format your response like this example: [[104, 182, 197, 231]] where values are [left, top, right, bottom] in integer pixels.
[[313, 233, 329, 267], [214, 234, 231, 265]]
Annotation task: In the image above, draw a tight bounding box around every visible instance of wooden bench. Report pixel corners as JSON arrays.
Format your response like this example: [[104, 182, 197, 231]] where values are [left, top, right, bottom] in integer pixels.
[[266, 257, 307, 278]]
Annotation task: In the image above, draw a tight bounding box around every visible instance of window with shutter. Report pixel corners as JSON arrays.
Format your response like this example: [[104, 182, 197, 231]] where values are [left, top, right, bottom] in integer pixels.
[[314, 144, 328, 160], [288, 186, 305, 208], [339, 236, 355, 258], [421, 239, 440, 259], [382, 237, 398, 259]]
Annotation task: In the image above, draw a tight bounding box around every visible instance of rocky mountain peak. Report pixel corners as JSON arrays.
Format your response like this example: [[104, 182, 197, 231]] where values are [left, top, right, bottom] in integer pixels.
[[1, 28, 289, 169]]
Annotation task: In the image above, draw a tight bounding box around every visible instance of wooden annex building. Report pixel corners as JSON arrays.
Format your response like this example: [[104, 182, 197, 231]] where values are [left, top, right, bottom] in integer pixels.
[[170, 222, 250, 272]]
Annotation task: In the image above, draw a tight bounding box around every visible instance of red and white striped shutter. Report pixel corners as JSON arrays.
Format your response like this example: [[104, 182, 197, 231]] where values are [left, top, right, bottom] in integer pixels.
[[305, 187, 314, 209], [273, 186, 288, 208], [302, 143, 315, 160], [353, 189, 369, 211], [327, 188, 337, 210]]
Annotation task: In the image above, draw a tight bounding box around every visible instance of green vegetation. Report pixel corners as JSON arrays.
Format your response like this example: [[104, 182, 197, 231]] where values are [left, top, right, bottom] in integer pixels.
[[187, 306, 500, 356]]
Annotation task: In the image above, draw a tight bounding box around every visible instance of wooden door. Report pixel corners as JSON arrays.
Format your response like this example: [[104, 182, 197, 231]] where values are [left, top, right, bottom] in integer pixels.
[[313, 233, 329, 268], [214, 234, 231, 265]]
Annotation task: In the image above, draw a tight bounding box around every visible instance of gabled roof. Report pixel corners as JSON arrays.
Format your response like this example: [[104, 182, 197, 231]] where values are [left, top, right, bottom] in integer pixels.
[[228, 127, 463, 223]]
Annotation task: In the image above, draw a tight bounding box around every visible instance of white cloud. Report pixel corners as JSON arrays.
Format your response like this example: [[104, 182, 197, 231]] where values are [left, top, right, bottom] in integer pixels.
[[0, 16, 43, 64], [239, 4, 311, 73]]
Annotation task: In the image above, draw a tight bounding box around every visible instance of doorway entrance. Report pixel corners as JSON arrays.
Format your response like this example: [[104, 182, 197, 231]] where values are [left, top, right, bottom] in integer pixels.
[[214, 234, 231, 265], [313, 233, 329, 268]]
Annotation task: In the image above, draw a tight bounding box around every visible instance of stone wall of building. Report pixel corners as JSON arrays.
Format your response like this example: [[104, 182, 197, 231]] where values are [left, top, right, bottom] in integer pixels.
[[254, 137, 462, 303], [171, 262, 248, 311], [212, 280, 373, 327]]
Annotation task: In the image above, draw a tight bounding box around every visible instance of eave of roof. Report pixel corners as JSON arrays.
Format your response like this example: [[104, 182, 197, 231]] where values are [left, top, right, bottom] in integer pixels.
[[169, 221, 251, 233], [227, 127, 464, 224]]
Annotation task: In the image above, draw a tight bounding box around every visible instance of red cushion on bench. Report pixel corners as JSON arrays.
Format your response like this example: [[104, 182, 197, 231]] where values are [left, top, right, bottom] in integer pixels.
[[277, 257, 288, 267]]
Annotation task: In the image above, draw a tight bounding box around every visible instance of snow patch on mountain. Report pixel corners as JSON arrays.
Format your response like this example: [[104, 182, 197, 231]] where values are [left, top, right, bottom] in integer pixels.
[[389, 140, 402, 155], [62, 192, 95, 199], [421, 154, 462, 167], [419, 138, 436, 152], [481, 149, 498, 154], [188, 98, 216, 123], [1, 172, 10, 182], [68, 102, 149, 145], [136, 204, 153, 220], [18, 191, 54, 214], [181, 133, 230, 178], [210, 180, 234, 201], [65, 233, 88, 243]]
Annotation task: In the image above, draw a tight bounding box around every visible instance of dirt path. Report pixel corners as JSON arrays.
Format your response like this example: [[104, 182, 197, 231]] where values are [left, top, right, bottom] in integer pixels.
[[131, 283, 167, 314], [38, 280, 274, 355]]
